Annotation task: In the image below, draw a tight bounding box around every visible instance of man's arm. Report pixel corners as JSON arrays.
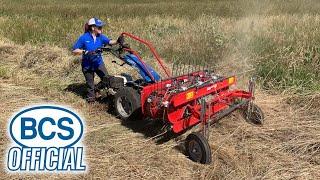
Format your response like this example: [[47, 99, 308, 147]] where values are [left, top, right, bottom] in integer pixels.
[[72, 49, 85, 55], [108, 39, 118, 45], [102, 34, 118, 46], [72, 36, 85, 55]]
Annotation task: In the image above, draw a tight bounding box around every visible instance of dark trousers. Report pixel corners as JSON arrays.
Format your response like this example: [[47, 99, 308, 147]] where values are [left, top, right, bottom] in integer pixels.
[[82, 64, 108, 101]]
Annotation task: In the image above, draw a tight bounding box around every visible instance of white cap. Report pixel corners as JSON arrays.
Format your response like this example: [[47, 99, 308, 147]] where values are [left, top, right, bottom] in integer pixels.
[[88, 18, 96, 25], [87, 18, 105, 27]]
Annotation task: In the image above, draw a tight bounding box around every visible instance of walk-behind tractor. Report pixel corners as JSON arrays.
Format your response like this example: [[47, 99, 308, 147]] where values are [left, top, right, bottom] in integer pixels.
[[98, 32, 264, 164]]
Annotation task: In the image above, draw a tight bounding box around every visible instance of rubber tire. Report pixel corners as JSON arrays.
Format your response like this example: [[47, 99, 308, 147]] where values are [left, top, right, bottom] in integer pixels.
[[114, 87, 141, 121], [185, 132, 212, 164], [242, 103, 264, 125]]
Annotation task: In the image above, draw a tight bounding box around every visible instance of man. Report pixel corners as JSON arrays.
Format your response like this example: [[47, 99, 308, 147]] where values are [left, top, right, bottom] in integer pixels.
[[72, 17, 118, 103]]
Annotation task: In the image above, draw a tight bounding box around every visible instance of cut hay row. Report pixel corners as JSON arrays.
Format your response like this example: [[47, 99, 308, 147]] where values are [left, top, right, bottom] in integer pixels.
[[0, 37, 319, 179]]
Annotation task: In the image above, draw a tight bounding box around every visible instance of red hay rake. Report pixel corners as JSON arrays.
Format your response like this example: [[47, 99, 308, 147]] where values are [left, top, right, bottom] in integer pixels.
[[102, 33, 265, 164]]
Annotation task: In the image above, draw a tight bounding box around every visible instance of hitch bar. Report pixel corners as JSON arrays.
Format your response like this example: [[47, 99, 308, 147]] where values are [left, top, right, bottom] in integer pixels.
[[208, 99, 249, 125]]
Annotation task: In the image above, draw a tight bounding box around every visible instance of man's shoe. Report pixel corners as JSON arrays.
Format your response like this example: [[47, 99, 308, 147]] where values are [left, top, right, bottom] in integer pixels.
[[95, 91, 102, 99]]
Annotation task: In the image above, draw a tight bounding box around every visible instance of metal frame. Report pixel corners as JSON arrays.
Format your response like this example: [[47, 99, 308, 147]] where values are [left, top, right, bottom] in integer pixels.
[[119, 32, 255, 135]]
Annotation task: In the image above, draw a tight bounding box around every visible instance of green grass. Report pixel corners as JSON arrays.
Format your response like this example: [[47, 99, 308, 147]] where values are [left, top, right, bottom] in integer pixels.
[[0, 0, 320, 92], [250, 15, 320, 92], [0, 66, 9, 79]]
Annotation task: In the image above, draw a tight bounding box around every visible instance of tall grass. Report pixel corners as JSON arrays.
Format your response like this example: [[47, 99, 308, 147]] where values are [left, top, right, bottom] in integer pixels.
[[252, 15, 320, 92], [0, 0, 319, 92]]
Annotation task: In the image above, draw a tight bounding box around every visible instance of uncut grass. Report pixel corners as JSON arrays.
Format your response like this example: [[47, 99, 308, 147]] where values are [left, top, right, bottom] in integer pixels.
[[2, 1, 320, 91]]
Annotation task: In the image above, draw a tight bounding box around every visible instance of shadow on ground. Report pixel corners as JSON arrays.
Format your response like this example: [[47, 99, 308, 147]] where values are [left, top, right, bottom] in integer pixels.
[[121, 117, 178, 143], [65, 83, 87, 99], [65, 83, 186, 153], [65, 82, 110, 104]]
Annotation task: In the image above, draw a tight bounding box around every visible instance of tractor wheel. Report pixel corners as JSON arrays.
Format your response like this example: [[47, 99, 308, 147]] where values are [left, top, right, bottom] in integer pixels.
[[242, 103, 264, 125], [114, 87, 142, 121], [185, 132, 212, 164]]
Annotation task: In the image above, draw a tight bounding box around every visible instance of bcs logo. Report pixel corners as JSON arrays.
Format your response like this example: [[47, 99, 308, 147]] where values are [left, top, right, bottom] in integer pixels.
[[6, 105, 86, 172]]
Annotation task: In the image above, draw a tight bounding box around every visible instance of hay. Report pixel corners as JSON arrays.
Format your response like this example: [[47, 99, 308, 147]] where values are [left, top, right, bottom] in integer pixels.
[[0, 38, 319, 179]]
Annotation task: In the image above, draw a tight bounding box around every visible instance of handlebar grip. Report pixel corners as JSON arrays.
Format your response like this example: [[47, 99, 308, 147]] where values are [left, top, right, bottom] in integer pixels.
[[101, 47, 112, 52], [95, 49, 103, 53], [117, 35, 125, 45]]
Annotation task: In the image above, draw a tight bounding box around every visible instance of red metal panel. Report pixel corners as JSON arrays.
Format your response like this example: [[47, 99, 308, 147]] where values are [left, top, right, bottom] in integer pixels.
[[167, 89, 253, 133]]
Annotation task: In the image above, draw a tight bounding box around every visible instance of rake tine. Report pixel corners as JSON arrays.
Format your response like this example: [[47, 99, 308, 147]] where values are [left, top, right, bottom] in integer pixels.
[[209, 62, 213, 73], [190, 58, 192, 74], [201, 60, 204, 72], [177, 61, 181, 77], [175, 60, 178, 77], [192, 58, 195, 73], [196, 59, 199, 73], [210, 60, 214, 72], [176, 59, 180, 77], [190, 58, 194, 81], [196, 61, 201, 72], [191, 58, 194, 73], [191, 58, 195, 74], [205, 61, 209, 71], [182, 60, 185, 76], [201, 60, 205, 73], [176, 61, 179, 77], [177, 60, 180, 77], [182, 61, 185, 78], [183, 61, 186, 76], [175, 61, 178, 77], [172, 60, 176, 77], [180, 61, 183, 77], [187, 58, 191, 80], [193, 58, 196, 78], [180, 60, 182, 76]]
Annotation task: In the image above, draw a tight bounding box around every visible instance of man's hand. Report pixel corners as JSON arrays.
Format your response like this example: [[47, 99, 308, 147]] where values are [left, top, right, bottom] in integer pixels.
[[73, 49, 102, 56], [108, 35, 125, 46], [72, 49, 84, 55], [117, 35, 124, 45], [109, 39, 118, 45]]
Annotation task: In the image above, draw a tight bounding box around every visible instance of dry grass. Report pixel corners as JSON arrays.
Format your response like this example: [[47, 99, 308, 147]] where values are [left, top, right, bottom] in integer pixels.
[[0, 35, 319, 179], [0, 0, 320, 179]]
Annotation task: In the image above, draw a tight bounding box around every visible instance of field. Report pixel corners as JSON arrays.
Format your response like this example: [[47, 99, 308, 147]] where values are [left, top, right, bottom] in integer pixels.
[[0, 0, 319, 179]]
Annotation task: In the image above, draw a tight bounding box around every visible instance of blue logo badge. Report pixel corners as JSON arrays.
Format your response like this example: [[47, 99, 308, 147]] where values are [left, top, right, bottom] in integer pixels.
[[6, 105, 86, 172]]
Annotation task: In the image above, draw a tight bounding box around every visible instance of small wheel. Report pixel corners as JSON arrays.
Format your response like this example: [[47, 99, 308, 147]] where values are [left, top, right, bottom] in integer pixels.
[[114, 87, 141, 121], [242, 103, 264, 125], [185, 132, 212, 164]]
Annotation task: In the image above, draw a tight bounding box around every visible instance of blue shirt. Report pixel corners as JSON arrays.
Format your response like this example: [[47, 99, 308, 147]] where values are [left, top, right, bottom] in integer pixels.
[[72, 32, 110, 70]]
